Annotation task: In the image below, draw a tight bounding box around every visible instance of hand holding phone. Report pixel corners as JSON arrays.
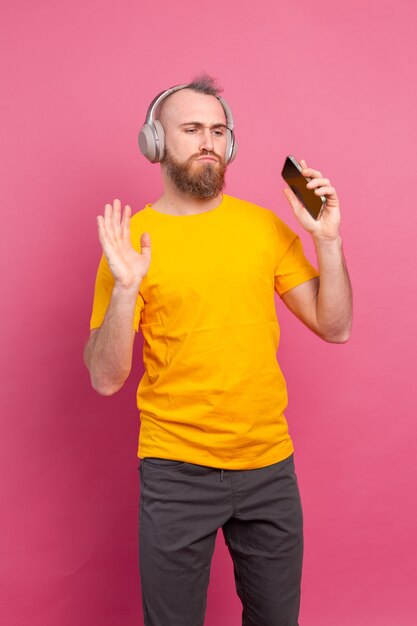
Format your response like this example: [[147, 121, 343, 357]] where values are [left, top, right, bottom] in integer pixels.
[[281, 155, 326, 220]]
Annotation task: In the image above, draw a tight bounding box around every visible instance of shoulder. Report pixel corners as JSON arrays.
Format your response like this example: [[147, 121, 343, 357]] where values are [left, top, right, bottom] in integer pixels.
[[129, 204, 152, 232], [224, 193, 271, 216], [224, 194, 295, 235], [130, 204, 150, 222]]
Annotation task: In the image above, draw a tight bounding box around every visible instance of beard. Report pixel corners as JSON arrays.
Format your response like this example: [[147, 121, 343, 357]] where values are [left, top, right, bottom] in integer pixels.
[[162, 149, 227, 199]]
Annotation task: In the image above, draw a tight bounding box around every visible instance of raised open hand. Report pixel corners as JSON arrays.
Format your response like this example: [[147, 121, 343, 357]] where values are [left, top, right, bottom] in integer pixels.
[[97, 199, 151, 291]]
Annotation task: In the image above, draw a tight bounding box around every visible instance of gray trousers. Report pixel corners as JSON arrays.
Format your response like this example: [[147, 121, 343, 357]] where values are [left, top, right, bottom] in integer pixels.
[[138, 453, 303, 626]]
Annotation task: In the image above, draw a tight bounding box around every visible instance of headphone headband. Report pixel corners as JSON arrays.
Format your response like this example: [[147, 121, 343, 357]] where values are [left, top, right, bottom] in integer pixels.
[[145, 84, 189, 125], [138, 83, 237, 164]]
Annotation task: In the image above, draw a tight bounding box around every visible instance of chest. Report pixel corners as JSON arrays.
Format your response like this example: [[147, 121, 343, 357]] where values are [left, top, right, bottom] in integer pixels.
[[138, 219, 277, 325]]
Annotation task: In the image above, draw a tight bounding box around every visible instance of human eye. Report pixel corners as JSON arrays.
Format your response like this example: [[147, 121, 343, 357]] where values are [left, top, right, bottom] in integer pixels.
[[213, 128, 226, 137], [184, 127, 197, 134]]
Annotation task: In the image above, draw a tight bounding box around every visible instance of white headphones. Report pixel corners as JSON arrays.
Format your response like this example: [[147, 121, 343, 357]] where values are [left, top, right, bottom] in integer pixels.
[[138, 83, 238, 164]]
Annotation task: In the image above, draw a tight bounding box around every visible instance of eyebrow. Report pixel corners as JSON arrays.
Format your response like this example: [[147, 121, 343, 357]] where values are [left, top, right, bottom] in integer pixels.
[[179, 122, 228, 129]]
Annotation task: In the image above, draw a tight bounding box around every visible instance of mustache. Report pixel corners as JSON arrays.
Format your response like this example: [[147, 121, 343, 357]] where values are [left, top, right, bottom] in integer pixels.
[[190, 151, 222, 163]]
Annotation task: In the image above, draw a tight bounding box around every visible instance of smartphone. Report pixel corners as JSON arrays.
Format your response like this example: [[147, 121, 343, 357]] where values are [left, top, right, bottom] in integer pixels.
[[281, 155, 326, 220]]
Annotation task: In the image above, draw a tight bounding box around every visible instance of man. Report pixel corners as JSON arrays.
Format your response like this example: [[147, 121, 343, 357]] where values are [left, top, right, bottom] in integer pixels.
[[84, 74, 352, 626]]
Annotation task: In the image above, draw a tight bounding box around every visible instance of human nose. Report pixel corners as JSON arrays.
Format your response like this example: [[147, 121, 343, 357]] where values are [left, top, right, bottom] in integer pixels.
[[200, 128, 214, 152]]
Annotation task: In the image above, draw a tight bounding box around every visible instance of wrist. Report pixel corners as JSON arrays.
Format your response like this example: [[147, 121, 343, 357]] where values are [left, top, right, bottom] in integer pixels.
[[312, 233, 343, 248], [112, 281, 141, 299]]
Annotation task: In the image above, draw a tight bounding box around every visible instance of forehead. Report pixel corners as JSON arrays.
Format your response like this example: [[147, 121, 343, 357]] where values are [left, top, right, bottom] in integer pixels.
[[161, 89, 226, 126]]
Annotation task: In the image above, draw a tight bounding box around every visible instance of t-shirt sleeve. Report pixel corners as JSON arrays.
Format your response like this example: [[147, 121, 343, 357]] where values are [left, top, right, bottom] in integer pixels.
[[272, 213, 320, 296], [89, 253, 145, 332]]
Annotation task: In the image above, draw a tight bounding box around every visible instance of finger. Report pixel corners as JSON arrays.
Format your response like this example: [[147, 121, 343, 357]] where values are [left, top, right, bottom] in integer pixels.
[[121, 204, 132, 243], [300, 159, 308, 168], [313, 186, 336, 196], [104, 203, 112, 222], [302, 167, 323, 178], [103, 203, 115, 243], [97, 215, 110, 252], [140, 232, 151, 258], [283, 187, 317, 224], [112, 198, 122, 239], [306, 178, 330, 189], [283, 187, 304, 213]]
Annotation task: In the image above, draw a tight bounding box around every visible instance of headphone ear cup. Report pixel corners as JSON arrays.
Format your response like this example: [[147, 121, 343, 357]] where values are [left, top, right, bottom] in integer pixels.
[[226, 130, 238, 164], [138, 124, 158, 163], [230, 140, 237, 161], [153, 120, 165, 162]]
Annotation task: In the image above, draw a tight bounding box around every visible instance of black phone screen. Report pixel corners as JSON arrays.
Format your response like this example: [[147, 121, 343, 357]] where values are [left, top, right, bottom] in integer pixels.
[[281, 156, 325, 220]]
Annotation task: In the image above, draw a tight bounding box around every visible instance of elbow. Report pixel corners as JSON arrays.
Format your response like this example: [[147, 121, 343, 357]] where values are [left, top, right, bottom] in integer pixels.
[[92, 381, 121, 396], [317, 320, 352, 344], [90, 372, 129, 396], [325, 332, 351, 344], [83, 334, 131, 395]]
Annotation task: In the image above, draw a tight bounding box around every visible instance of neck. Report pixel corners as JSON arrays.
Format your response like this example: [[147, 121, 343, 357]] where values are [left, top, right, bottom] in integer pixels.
[[151, 170, 223, 215]]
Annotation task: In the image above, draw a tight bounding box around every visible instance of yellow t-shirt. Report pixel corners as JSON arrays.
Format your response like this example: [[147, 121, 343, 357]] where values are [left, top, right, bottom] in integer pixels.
[[90, 193, 319, 469]]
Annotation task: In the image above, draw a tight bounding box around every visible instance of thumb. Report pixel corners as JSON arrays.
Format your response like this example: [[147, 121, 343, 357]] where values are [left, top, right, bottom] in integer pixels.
[[283, 187, 303, 213], [140, 232, 151, 257]]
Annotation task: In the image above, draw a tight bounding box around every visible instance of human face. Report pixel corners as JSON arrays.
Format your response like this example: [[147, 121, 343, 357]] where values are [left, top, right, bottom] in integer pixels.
[[160, 90, 228, 198]]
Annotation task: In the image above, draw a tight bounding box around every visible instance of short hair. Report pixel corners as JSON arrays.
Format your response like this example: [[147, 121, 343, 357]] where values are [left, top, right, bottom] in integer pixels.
[[155, 73, 223, 123], [185, 73, 223, 97]]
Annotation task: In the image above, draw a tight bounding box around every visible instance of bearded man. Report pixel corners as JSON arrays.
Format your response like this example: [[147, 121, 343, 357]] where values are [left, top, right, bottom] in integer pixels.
[[84, 74, 352, 626]]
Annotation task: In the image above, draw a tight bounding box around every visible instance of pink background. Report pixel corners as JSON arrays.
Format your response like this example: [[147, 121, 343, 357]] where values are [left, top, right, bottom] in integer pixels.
[[1, 1, 416, 624]]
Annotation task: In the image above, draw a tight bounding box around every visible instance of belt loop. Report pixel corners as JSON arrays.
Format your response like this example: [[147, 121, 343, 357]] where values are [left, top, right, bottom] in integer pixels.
[[220, 469, 224, 482]]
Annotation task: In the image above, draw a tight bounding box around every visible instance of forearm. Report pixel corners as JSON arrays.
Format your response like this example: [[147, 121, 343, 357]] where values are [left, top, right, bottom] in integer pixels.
[[314, 235, 352, 342], [84, 284, 140, 395]]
